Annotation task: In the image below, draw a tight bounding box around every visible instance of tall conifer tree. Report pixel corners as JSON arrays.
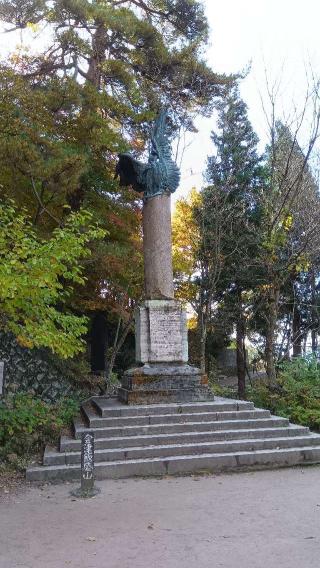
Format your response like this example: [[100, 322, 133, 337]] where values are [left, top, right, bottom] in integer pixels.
[[201, 85, 262, 396]]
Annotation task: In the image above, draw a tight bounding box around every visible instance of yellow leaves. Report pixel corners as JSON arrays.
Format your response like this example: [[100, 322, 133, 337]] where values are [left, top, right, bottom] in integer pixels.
[[172, 188, 202, 303], [282, 213, 293, 231], [26, 22, 39, 33], [187, 316, 198, 330], [258, 283, 273, 293], [263, 211, 294, 257], [288, 253, 311, 274], [130, 137, 145, 152], [172, 187, 201, 273], [16, 335, 33, 349]]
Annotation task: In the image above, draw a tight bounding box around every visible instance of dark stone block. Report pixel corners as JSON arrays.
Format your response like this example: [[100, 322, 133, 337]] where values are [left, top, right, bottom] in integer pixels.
[[118, 364, 213, 405]]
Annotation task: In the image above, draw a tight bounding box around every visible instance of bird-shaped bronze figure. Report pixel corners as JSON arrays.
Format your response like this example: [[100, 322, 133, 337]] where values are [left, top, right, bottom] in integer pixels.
[[115, 110, 180, 200]]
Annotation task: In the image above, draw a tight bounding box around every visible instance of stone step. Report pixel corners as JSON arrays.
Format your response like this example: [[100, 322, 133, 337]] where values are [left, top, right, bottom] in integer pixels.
[[83, 403, 271, 428], [73, 416, 289, 440], [27, 445, 320, 481], [92, 397, 254, 417], [60, 424, 310, 452], [44, 434, 320, 466]]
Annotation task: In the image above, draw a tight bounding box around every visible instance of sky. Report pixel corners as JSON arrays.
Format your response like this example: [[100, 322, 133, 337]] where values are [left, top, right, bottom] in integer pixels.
[[178, 0, 320, 201], [1, 1, 320, 203]]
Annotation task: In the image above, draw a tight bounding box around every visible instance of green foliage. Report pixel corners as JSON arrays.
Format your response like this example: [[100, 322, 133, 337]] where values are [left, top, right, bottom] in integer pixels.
[[0, 394, 80, 468], [207, 84, 262, 194], [278, 356, 320, 398], [0, 200, 105, 357], [0, 0, 230, 375], [0, 0, 47, 28], [211, 357, 320, 431], [194, 84, 264, 377], [252, 123, 320, 378], [204, 84, 263, 279], [247, 357, 320, 431]]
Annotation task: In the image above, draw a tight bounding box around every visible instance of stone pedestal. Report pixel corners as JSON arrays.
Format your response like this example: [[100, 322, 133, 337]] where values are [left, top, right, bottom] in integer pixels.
[[118, 363, 211, 404], [118, 299, 213, 404]]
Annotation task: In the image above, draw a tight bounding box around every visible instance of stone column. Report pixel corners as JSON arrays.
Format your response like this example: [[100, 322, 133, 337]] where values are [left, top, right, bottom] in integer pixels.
[[118, 193, 212, 404], [143, 193, 174, 300]]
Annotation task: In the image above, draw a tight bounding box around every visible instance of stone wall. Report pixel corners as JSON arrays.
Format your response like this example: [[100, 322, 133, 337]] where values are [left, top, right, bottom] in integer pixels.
[[216, 348, 237, 373], [0, 332, 82, 403]]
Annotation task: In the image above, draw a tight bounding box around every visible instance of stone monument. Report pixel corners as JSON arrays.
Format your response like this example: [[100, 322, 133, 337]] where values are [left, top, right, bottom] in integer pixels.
[[116, 110, 212, 404], [71, 432, 100, 498]]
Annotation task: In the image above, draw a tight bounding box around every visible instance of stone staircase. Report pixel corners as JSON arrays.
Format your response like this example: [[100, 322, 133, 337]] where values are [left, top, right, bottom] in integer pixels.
[[26, 397, 320, 482]]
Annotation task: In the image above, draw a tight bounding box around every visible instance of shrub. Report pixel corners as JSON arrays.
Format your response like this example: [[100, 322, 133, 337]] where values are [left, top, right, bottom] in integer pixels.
[[212, 356, 320, 431], [0, 394, 80, 469], [247, 356, 320, 431]]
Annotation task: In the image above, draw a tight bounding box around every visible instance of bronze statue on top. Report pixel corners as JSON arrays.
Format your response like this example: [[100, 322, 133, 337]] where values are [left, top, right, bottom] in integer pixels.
[[115, 110, 180, 200]]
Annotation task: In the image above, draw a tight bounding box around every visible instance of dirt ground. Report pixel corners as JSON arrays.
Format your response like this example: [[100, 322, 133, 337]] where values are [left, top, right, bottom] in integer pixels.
[[1, 466, 320, 568]]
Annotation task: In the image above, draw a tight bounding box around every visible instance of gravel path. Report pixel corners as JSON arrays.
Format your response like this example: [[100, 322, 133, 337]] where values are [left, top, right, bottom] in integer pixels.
[[1, 467, 320, 568]]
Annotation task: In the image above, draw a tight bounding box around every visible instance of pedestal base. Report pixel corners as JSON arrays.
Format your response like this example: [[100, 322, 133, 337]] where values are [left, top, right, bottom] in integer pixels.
[[118, 364, 213, 405]]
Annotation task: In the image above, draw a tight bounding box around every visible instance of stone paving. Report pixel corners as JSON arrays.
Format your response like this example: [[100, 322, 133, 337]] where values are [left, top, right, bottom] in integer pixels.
[[1, 467, 320, 568]]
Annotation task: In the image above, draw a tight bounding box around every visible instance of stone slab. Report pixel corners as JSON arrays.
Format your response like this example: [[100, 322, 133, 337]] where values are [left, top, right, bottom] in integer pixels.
[[73, 417, 290, 439], [122, 368, 207, 391], [135, 300, 188, 364], [85, 410, 270, 429], [58, 425, 311, 452], [92, 397, 255, 417], [26, 446, 320, 481], [44, 434, 320, 467]]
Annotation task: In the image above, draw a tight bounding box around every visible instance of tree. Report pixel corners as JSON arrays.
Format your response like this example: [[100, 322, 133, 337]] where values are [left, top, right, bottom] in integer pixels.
[[195, 188, 236, 374], [0, 0, 229, 373], [172, 186, 238, 371], [0, 1, 227, 136], [0, 200, 105, 358], [201, 84, 263, 396], [172, 187, 201, 305], [255, 118, 320, 382]]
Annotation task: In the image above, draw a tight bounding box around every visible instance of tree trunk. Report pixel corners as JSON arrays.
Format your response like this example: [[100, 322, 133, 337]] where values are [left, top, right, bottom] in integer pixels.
[[265, 286, 280, 383], [311, 269, 318, 353], [200, 329, 207, 374], [198, 285, 210, 374], [236, 314, 246, 399], [87, 24, 109, 88], [66, 24, 109, 212], [105, 313, 134, 386], [199, 306, 208, 374], [292, 303, 302, 357], [312, 330, 317, 354], [236, 288, 246, 399]]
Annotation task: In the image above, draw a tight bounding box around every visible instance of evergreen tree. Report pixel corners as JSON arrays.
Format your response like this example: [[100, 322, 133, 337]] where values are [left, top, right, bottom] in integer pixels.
[[206, 85, 262, 196], [200, 84, 263, 396]]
